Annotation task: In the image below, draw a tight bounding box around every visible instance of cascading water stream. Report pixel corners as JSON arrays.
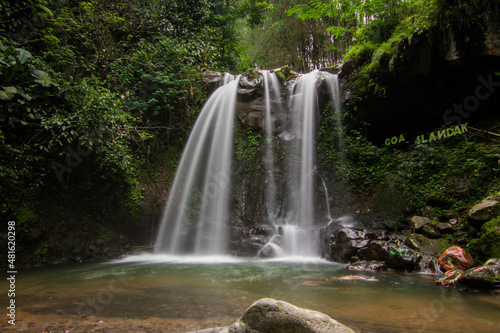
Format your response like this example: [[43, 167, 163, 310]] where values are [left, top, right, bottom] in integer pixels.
[[155, 70, 344, 259], [262, 71, 281, 220], [155, 74, 240, 255], [325, 74, 347, 180], [321, 177, 333, 222], [280, 70, 320, 257]]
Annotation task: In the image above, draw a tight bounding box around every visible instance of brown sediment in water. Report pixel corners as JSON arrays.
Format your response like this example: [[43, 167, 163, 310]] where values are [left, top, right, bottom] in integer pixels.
[[2, 261, 500, 333], [3, 312, 234, 332]]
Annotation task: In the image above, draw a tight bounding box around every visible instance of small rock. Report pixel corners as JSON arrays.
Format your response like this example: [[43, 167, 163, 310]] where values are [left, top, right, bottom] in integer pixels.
[[411, 216, 431, 230], [421, 224, 441, 238], [436, 222, 454, 234], [436, 269, 463, 286], [421, 206, 437, 218], [348, 260, 387, 272], [439, 210, 459, 222], [455, 231, 470, 245]]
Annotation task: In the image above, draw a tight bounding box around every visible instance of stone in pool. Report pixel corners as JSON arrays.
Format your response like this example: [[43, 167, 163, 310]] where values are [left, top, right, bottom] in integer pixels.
[[191, 297, 355, 333]]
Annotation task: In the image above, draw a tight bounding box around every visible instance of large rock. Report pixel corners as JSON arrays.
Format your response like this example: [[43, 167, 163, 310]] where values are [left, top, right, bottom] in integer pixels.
[[438, 246, 474, 271], [357, 242, 421, 272], [327, 227, 372, 262], [202, 70, 225, 93], [191, 298, 355, 333], [467, 219, 500, 261], [436, 258, 500, 290], [323, 226, 426, 272], [405, 233, 450, 258], [468, 196, 499, 228], [460, 259, 500, 289]]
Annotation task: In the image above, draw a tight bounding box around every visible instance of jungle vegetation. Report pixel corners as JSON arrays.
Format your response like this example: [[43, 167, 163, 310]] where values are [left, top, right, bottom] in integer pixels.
[[1, 0, 499, 262]]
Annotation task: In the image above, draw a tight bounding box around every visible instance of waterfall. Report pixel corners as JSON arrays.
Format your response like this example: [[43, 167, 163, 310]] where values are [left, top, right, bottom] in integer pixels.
[[325, 74, 347, 179], [155, 74, 240, 255], [155, 69, 344, 259], [262, 71, 281, 220], [279, 70, 320, 257], [321, 177, 333, 222]]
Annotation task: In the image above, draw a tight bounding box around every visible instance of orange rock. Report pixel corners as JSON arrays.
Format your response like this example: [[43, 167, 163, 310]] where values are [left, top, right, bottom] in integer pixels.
[[438, 246, 474, 271]]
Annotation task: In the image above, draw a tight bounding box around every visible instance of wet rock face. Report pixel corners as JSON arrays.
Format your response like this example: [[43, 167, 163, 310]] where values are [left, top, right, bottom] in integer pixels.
[[202, 70, 225, 94], [236, 74, 266, 130], [460, 259, 500, 289], [192, 298, 355, 333], [321, 225, 426, 273], [338, 9, 500, 145]]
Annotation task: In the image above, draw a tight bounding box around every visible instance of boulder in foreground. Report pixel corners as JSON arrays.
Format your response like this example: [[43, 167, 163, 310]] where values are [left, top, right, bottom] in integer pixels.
[[190, 298, 355, 333]]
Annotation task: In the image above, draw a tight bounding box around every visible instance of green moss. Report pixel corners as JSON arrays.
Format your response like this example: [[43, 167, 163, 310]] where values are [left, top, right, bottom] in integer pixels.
[[468, 219, 500, 262], [275, 70, 286, 82], [344, 43, 378, 62], [273, 65, 298, 82], [409, 233, 451, 257], [243, 68, 261, 81]]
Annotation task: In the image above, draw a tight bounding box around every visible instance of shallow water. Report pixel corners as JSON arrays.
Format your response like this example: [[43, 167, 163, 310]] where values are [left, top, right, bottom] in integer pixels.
[[2, 254, 500, 332]]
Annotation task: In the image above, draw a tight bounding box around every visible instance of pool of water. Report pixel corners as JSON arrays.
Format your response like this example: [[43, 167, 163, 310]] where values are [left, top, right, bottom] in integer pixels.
[[2, 254, 500, 332]]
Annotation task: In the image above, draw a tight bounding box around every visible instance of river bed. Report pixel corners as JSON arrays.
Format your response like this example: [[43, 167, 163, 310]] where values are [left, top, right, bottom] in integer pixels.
[[2, 254, 500, 332]]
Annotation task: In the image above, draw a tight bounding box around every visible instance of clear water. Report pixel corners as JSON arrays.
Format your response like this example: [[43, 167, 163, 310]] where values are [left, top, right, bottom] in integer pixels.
[[5, 256, 500, 332]]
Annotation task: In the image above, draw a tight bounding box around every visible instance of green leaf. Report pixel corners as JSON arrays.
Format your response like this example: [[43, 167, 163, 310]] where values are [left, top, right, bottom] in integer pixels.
[[16, 48, 32, 64], [36, 4, 54, 17], [0, 86, 17, 101], [31, 69, 53, 87]]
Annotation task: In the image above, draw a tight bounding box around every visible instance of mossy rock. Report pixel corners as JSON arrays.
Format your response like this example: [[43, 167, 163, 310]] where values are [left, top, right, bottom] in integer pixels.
[[243, 68, 262, 81], [468, 196, 500, 228], [407, 233, 451, 257], [468, 219, 500, 262], [272, 65, 298, 82]]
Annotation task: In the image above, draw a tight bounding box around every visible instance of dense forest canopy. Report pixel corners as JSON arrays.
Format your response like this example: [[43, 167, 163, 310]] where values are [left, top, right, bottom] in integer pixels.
[[1, 0, 499, 263], [1, 0, 266, 260]]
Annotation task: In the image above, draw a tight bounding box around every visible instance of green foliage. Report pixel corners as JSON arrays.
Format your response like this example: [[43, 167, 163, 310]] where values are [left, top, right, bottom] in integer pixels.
[[320, 121, 500, 211], [0, 0, 265, 263], [112, 37, 202, 149], [434, 0, 492, 29], [234, 125, 262, 173], [317, 102, 347, 174], [343, 130, 392, 189], [238, 0, 341, 71], [239, 0, 273, 28]]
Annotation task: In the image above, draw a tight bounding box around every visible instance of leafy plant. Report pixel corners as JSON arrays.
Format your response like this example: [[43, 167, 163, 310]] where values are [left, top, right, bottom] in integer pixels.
[[234, 126, 262, 173]]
